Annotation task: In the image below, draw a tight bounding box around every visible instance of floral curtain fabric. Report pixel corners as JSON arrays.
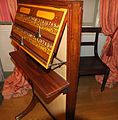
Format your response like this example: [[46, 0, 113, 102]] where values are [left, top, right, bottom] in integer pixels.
[[2, 68, 32, 99]]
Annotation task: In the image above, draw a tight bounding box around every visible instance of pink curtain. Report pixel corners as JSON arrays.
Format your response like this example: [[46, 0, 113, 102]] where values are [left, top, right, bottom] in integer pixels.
[[96, 0, 118, 88], [7, 0, 17, 21], [0, 0, 17, 22], [2, 68, 32, 99], [0, 0, 11, 22], [2, 0, 32, 99]]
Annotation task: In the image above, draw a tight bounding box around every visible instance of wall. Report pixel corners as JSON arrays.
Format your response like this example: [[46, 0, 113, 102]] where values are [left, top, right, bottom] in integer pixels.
[[83, 0, 99, 26], [0, 25, 14, 72], [81, 32, 106, 56]]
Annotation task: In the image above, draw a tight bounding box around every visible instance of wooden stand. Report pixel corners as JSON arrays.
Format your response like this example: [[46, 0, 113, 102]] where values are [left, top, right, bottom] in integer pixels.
[[10, 0, 83, 120], [10, 50, 69, 102]]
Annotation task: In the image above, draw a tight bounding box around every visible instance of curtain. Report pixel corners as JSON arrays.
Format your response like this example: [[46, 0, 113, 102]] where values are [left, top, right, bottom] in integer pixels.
[[0, 0, 17, 22], [2, 0, 32, 99], [7, 0, 17, 21], [2, 68, 31, 99], [0, 0, 11, 22], [96, 0, 118, 88]]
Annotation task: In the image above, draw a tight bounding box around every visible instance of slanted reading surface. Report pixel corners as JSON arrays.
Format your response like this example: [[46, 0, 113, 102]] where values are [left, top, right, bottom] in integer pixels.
[[11, 4, 67, 69]]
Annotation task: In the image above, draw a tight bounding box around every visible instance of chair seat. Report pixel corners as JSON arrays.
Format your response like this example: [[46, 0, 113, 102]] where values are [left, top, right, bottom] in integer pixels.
[[79, 56, 108, 75]]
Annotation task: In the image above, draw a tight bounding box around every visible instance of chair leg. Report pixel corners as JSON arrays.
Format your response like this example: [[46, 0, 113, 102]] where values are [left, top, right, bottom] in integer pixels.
[[78, 75, 80, 86], [101, 69, 110, 92]]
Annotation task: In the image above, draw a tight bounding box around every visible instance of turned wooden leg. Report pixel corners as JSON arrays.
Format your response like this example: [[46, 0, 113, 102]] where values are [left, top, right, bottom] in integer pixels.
[[15, 94, 39, 120]]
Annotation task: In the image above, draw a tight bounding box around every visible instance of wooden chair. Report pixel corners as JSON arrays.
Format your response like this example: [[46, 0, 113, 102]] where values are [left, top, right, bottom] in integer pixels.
[[79, 27, 110, 91]]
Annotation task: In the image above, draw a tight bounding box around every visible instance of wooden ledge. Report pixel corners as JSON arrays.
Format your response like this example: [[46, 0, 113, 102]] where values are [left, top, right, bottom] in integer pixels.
[[9, 50, 69, 103]]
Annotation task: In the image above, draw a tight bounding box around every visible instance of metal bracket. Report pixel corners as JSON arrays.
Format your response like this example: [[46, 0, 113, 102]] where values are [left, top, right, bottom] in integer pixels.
[[35, 27, 41, 38], [62, 87, 69, 94], [49, 57, 66, 70], [20, 37, 24, 45]]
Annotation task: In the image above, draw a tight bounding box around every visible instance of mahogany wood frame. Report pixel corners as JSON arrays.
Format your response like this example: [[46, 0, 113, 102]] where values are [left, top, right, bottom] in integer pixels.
[[12, 0, 83, 120]]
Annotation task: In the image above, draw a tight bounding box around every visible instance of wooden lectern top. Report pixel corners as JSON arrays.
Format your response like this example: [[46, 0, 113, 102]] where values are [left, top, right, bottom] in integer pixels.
[[11, 3, 67, 69]]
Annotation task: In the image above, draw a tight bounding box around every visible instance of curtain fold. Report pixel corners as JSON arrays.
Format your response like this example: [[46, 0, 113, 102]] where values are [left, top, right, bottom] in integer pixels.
[[0, 0, 11, 22], [0, 0, 17, 22], [2, 68, 32, 99], [96, 0, 118, 88], [7, 0, 17, 21]]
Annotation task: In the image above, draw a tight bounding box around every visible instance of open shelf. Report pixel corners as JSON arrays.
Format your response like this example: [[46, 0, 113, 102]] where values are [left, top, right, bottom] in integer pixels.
[[10, 50, 69, 102]]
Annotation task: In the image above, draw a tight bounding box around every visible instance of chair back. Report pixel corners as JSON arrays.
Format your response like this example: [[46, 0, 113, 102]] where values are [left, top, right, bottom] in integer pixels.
[[81, 27, 101, 57]]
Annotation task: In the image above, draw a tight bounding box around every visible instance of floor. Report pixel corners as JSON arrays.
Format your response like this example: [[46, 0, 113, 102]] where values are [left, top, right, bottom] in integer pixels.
[[0, 76, 118, 120], [0, 91, 52, 120], [76, 76, 118, 120]]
